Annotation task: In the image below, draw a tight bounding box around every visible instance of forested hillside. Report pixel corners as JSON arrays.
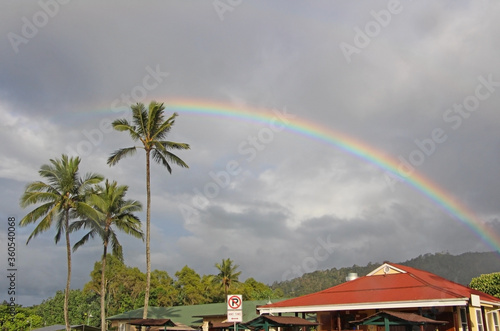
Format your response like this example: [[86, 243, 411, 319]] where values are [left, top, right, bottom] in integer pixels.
[[270, 251, 500, 297], [401, 251, 500, 284], [2, 251, 499, 330]]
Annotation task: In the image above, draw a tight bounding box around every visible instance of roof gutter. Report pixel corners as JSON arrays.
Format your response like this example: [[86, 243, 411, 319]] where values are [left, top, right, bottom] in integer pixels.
[[258, 298, 469, 315]]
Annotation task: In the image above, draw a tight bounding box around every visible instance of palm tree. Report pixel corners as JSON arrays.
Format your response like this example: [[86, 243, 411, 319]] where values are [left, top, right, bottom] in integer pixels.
[[19, 155, 103, 331], [214, 258, 242, 301], [70, 180, 144, 331], [107, 101, 190, 318]]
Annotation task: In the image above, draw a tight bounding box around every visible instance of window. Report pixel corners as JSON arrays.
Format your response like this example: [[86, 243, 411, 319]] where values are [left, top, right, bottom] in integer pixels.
[[493, 312, 500, 331], [460, 308, 469, 331], [476, 309, 484, 331]]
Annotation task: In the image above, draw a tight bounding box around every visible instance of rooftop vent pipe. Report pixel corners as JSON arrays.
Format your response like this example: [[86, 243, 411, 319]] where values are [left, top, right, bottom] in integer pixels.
[[346, 272, 358, 281]]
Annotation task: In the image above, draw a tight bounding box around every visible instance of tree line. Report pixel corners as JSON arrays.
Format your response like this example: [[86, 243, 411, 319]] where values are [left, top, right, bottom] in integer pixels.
[[0, 257, 283, 330], [2, 250, 499, 330]]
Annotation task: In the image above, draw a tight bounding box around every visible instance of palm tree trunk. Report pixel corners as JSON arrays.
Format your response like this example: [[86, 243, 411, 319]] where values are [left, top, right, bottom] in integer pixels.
[[101, 240, 108, 331], [64, 210, 71, 331], [143, 150, 151, 319]]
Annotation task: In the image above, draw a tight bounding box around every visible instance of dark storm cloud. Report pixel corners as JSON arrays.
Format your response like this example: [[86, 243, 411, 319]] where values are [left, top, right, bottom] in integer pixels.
[[1, 1, 499, 305]]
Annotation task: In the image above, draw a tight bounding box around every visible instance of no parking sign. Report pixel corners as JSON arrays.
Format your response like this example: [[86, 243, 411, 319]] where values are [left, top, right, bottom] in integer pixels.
[[227, 295, 243, 322]]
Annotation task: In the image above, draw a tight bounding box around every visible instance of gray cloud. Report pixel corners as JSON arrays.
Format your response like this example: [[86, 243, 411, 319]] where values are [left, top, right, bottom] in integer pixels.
[[1, 0, 499, 306]]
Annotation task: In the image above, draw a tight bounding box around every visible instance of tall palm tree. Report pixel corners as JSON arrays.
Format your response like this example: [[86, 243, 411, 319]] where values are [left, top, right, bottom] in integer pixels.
[[19, 155, 103, 331], [70, 180, 144, 331], [214, 258, 242, 301], [107, 101, 190, 318]]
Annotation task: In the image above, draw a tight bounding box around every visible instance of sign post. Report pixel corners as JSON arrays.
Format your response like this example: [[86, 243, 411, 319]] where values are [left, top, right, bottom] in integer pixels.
[[227, 294, 243, 331]]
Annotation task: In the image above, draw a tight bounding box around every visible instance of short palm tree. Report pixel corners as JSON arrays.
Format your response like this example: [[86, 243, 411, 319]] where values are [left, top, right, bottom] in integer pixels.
[[19, 155, 103, 331], [214, 258, 242, 301], [107, 101, 190, 318], [71, 180, 143, 331]]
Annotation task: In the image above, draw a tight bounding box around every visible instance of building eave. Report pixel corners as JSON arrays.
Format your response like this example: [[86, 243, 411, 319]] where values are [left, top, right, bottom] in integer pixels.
[[259, 298, 469, 315], [481, 299, 500, 307]]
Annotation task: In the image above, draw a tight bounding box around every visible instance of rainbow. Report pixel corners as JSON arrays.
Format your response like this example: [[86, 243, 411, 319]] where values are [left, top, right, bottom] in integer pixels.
[[105, 98, 500, 253]]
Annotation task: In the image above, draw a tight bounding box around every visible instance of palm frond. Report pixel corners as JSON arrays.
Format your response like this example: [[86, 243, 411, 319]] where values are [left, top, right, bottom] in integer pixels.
[[112, 118, 141, 141], [156, 140, 190, 151], [20, 190, 59, 208], [68, 219, 87, 232], [151, 149, 173, 173], [73, 229, 98, 252], [75, 202, 102, 222], [86, 193, 108, 214], [111, 118, 131, 131], [54, 215, 66, 244], [151, 112, 178, 141], [107, 147, 137, 166], [151, 148, 189, 173], [114, 214, 144, 240], [131, 103, 148, 138], [80, 172, 104, 187], [147, 101, 165, 138], [109, 231, 124, 262], [19, 202, 58, 226], [118, 199, 143, 215], [23, 204, 60, 244]]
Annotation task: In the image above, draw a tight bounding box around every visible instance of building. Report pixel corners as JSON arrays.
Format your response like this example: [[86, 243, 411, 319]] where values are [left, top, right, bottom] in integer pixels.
[[107, 299, 288, 331], [258, 262, 500, 331]]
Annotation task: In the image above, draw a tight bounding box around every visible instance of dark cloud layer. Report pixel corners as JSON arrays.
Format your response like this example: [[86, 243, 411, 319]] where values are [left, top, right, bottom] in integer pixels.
[[1, 1, 499, 306]]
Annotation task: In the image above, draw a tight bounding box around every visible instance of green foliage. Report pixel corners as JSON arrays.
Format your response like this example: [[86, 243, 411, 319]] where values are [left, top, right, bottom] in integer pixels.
[[236, 278, 284, 301], [1, 311, 43, 331], [271, 263, 380, 297], [35, 289, 100, 327], [214, 258, 242, 300], [71, 179, 143, 261], [470, 272, 500, 298], [74, 256, 280, 316], [84, 255, 146, 316], [19, 154, 103, 244], [150, 270, 178, 307], [200, 275, 220, 303], [402, 252, 500, 285], [175, 266, 205, 305], [0, 304, 43, 331]]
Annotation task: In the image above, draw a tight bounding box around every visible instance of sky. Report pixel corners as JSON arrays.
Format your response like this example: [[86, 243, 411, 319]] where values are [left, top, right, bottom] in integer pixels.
[[1, 0, 500, 307]]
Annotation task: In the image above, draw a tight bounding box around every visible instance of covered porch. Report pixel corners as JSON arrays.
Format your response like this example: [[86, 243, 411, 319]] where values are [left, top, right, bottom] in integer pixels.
[[128, 318, 177, 331], [350, 311, 448, 331], [243, 315, 318, 331]]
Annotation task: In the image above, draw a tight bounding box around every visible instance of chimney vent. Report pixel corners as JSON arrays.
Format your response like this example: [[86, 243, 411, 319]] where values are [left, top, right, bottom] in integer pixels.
[[346, 273, 358, 281]]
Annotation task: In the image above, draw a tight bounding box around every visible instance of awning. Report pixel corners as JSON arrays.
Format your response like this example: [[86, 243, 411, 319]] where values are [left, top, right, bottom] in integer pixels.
[[350, 310, 447, 331], [128, 319, 177, 330], [209, 321, 246, 330], [244, 315, 318, 331]]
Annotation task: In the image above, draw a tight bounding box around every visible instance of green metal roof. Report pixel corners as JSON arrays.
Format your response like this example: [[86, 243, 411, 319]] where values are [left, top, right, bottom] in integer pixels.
[[107, 299, 287, 327]]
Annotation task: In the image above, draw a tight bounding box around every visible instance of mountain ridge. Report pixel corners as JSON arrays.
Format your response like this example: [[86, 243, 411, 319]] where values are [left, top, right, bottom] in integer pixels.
[[270, 251, 500, 297]]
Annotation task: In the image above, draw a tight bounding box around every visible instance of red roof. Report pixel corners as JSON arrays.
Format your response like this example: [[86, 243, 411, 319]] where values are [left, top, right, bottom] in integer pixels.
[[262, 263, 500, 309]]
